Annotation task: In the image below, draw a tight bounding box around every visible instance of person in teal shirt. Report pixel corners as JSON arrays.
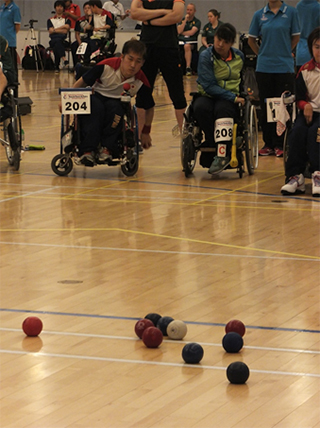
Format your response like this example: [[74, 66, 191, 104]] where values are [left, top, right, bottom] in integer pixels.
[[248, 0, 300, 157], [296, 0, 320, 69], [0, 0, 21, 74], [199, 9, 223, 55], [177, 3, 201, 75]]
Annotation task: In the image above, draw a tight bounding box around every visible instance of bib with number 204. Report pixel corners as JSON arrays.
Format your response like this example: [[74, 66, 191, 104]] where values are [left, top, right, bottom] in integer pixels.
[[60, 88, 92, 115], [214, 118, 233, 143]]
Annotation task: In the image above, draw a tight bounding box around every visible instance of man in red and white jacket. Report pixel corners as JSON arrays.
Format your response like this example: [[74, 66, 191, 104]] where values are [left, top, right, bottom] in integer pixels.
[[281, 27, 320, 197], [73, 39, 150, 165]]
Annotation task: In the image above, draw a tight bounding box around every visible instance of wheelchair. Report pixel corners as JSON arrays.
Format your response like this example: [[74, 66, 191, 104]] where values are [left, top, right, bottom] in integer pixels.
[[0, 84, 22, 171], [51, 85, 140, 177], [181, 93, 259, 178]]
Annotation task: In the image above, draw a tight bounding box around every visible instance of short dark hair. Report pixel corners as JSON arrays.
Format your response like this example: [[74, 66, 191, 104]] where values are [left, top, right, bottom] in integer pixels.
[[215, 23, 236, 44], [54, 0, 65, 9], [208, 9, 221, 19], [308, 27, 320, 58], [83, 1, 90, 7], [88, 0, 102, 8], [122, 38, 146, 60]]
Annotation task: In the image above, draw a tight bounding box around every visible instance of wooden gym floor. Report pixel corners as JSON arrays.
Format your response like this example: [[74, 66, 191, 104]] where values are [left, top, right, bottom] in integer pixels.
[[0, 69, 319, 428]]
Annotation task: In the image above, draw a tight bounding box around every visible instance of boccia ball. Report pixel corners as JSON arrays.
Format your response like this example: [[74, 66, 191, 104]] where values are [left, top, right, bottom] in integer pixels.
[[225, 319, 246, 337], [22, 316, 43, 337], [157, 316, 174, 336], [226, 361, 250, 384], [144, 313, 162, 327], [142, 326, 163, 348], [222, 332, 243, 353], [167, 320, 187, 340], [182, 342, 204, 364], [134, 318, 154, 339]]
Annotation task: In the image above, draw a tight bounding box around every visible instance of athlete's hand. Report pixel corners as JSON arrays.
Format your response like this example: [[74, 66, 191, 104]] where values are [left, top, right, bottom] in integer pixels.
[[141, 133, 152, 149]]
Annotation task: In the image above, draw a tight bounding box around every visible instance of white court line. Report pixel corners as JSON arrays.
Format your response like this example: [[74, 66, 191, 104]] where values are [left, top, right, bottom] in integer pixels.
[[0, 241, 318, 262], [0, 186, 59, 203], [1, 328, 319, 355], [0, 349, 319, 378]]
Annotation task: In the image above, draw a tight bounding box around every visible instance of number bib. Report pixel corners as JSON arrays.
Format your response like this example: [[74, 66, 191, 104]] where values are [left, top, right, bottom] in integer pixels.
[[60, 88, 92, 115], [214, 118, 233, 143]]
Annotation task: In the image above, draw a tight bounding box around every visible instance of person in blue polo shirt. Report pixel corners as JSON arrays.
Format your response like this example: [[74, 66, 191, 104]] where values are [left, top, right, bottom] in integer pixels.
[[248, 0, 300, 158], [0, 0, 21, 75], [295, 0, 320, 69]]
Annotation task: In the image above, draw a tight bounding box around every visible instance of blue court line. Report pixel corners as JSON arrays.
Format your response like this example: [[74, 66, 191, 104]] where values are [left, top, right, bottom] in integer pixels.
[[1, 308, 319, 334]]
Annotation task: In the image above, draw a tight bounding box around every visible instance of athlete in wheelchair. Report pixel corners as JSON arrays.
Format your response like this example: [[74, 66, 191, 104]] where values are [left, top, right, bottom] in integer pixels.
[[181, 23, 259, 178], [0, 35, 22, 171], [52, 39, 149, 177]]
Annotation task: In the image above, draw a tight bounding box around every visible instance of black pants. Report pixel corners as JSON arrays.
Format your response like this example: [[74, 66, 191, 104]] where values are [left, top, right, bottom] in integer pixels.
[[285, 111, 320, 178], [49, 35, 67, 69], [136, 46, 186, 110], [79, 93, 125, 156], [256, 72, 295, 149]]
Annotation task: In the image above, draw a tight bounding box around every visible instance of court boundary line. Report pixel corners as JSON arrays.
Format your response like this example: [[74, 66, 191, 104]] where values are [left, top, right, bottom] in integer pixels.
[[1, 309, 320, 334], [1, 327, 319, 354], [0, 349, 319, 378]]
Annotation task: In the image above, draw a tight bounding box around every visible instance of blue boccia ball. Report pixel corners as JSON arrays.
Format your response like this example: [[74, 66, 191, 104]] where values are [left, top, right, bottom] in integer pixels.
[[182, 342, 204, 364], [157, 316, 174, 336], [222, 332, 243, 353], [226, 361, 250, 384]]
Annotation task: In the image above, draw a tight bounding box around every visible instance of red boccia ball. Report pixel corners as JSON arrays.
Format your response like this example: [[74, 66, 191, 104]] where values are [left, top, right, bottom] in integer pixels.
[[142, 326, 163, 348], [134, 318, 154, 339], [22, 317, 43, 337], [225, 319, 246, 337]]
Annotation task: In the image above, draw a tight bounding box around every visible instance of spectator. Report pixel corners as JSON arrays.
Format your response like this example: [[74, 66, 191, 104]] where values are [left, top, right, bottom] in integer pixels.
[[71, 39, 149, 165], [130, 0, 187, 150], [193, 23, 245, 174], [281, 27, 320, 197], [0, 0, 21, 76], [64, 0, 81, 30], [103, 0, 130, 28], [0, 34, 15, 100], [199, 9, 223, 55], [177, 3, 201, 76], [71, 2, 93, 66], [47, 0, 71, 73], [248, 0, 300, 158], [88, 0, 114, 53], [295, 0, 320, 69]]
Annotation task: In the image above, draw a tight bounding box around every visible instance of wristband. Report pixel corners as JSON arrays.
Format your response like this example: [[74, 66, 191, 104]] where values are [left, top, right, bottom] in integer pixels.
[[147, 20, 152, 26], [142, 125, 151, 134]]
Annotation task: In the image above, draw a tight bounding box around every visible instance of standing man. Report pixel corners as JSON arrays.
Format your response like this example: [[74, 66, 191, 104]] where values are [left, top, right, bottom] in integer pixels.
[[130, 0, 187, 149], [0, 0, 21, 76], [64, 0, 81, 30], [177, 3, 201, 75], [103, 0, 130, 28]]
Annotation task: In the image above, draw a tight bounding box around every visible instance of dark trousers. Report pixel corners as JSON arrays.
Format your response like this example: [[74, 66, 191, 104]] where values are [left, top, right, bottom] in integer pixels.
[[193, 96, 237, 147], [256, 72, 295, 149], [285, 111, 320, 178], [79, 93, 125, 156], [136, 46, 186, 110], [71, 40, 90, 66], [49, 35, 67, 69]]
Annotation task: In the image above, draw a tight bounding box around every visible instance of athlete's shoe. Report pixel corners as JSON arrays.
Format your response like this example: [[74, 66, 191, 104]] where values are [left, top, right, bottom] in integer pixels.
[[281, 174, 305, 195], [99, 147, 112, 162], [208, 156, 230, 174], [312, 171, 320, 197], [80, 152, 95, 166], [186, 67, 192, 76]]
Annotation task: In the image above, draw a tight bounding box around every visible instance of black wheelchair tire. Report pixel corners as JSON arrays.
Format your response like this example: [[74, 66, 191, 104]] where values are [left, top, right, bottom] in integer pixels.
[[182, 134, 196, 177], [245, 103, 259, 175], [51, 154, 73, 176], [121, 154, 139, 176], [283, 128, 289, 170]]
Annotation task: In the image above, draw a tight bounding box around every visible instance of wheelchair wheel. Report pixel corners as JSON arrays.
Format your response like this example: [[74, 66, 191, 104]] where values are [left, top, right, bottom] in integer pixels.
[[121, 153, 139, 176], [182, 134, 196, 177], [5, 119, 21, 171], [283, 128, 289, 169], [244, 102, 259, 175], [51, 154, 73, 176], [181, 106, 191, 168]]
